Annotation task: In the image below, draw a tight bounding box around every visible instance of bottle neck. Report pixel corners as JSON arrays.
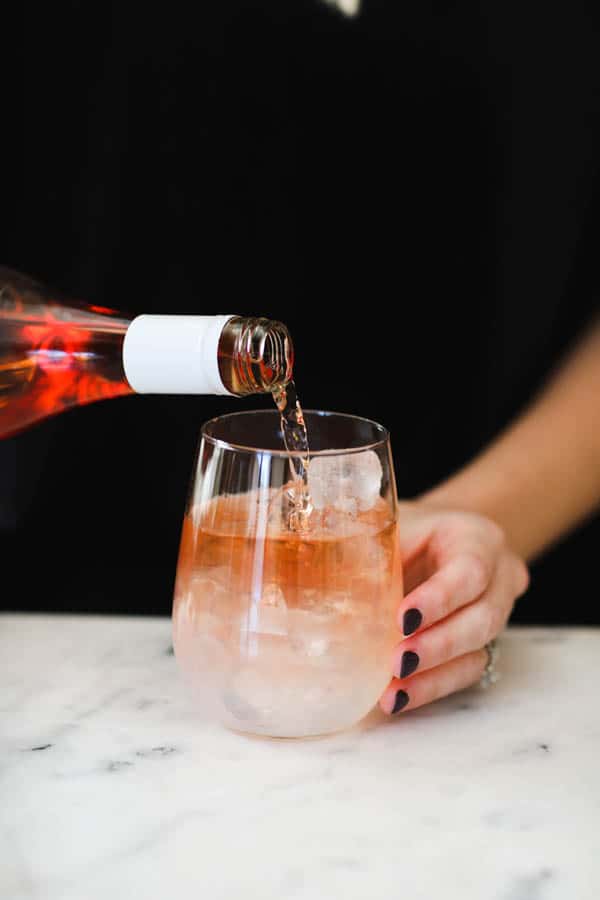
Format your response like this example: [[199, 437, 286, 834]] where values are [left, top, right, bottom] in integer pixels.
[[122, 314, 235, 395], [217, 316, 294, 395]]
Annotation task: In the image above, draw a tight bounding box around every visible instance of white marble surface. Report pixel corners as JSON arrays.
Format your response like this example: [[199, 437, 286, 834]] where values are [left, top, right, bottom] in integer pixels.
[[1, 615, 599, 900]]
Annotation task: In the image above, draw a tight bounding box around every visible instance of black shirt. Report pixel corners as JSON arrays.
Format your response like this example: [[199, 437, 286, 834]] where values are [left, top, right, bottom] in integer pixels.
[[4, 1, 599, 621]]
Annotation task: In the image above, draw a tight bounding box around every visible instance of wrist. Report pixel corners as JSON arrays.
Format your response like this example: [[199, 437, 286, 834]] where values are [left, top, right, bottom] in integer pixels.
[[416, 474, 533, 559]]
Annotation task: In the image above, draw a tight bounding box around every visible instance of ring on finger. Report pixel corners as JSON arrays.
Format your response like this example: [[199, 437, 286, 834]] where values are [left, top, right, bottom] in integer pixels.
[[479, 638, 500, 689]]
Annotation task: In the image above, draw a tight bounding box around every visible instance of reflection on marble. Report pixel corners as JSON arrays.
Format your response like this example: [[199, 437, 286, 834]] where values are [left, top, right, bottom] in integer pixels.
[[1, 615, 599, 900]]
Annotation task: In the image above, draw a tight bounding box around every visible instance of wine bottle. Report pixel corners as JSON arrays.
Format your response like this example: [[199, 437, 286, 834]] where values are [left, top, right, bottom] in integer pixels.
[[0, 267, 293, 438]]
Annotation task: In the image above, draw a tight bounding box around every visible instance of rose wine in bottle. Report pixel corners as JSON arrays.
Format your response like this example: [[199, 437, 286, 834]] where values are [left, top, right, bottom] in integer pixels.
[[0, 267, 294, 438]]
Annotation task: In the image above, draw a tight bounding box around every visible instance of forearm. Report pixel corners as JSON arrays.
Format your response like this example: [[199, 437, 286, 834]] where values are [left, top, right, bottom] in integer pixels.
[[421, 319, 600, 560]]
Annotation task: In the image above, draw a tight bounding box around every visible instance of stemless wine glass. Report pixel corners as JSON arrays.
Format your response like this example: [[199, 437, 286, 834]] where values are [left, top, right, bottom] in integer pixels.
[[172, 409, 402, 738]]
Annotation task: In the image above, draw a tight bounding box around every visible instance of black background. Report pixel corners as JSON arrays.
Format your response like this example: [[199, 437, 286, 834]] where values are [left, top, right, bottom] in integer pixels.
[[3, 1, 599, 622]]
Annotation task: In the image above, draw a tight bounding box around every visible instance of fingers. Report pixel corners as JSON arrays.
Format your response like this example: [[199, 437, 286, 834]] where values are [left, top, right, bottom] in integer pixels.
[[398, 530, 529, 638], [386, 504, 530, 714], [392, 598, 497, 681], [380, 649, 489, 715], [391, 553, 524, 679], [398, 551, 493, 636]]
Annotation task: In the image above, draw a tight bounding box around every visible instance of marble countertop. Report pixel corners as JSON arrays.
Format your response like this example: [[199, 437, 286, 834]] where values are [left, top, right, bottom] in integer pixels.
[[1, 615, 599, 900]]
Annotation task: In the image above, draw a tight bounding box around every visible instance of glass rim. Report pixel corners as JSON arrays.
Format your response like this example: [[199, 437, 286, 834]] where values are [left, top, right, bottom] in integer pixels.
[[200, 408, 390, 458]]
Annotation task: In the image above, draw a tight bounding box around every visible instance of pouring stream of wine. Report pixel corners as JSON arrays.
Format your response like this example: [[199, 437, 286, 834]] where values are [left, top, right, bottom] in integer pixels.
[[271, 380, 313, 531]]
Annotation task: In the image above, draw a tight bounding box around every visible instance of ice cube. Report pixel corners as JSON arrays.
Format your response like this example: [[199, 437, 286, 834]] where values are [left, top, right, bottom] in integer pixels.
[[308, 450, 383, 513], [243, 583, 288, 636], [225, 650, 291, 723], [188, 569, 230, 614], [288, 610, 331, 658], [288, 592, 353, 659]]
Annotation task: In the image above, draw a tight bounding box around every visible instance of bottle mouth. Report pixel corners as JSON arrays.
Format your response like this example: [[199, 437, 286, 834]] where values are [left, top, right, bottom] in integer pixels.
[[250, 320, 293, 391], [219, 317, 294, 395]]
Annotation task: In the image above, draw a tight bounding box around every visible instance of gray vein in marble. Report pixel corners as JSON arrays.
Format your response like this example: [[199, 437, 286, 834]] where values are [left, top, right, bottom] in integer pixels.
[[502, 868, 554, 900]]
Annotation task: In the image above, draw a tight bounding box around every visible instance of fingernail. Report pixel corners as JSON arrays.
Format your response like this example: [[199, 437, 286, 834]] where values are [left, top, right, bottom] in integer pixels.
[[403, 608, 422, 635], [392, 690, 409, 714], [400, 650, 419, 679]]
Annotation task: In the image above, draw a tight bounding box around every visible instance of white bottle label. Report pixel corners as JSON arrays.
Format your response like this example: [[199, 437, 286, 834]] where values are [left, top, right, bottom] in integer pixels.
[[122, 314, 236, 395]]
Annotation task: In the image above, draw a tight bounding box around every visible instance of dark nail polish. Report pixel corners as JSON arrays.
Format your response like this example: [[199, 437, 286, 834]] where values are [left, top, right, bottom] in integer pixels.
[[392, 690, 409, 714], [403, 608, 422, 635], [400, 650, 419, 679]]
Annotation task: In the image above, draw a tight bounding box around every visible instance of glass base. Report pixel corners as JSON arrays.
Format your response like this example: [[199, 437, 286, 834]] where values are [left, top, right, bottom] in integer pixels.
[[224, 720, 361, 740]]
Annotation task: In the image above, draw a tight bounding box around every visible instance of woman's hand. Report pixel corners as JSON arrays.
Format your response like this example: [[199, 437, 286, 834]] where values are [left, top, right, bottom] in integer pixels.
[[380, 501, 530, 715]]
